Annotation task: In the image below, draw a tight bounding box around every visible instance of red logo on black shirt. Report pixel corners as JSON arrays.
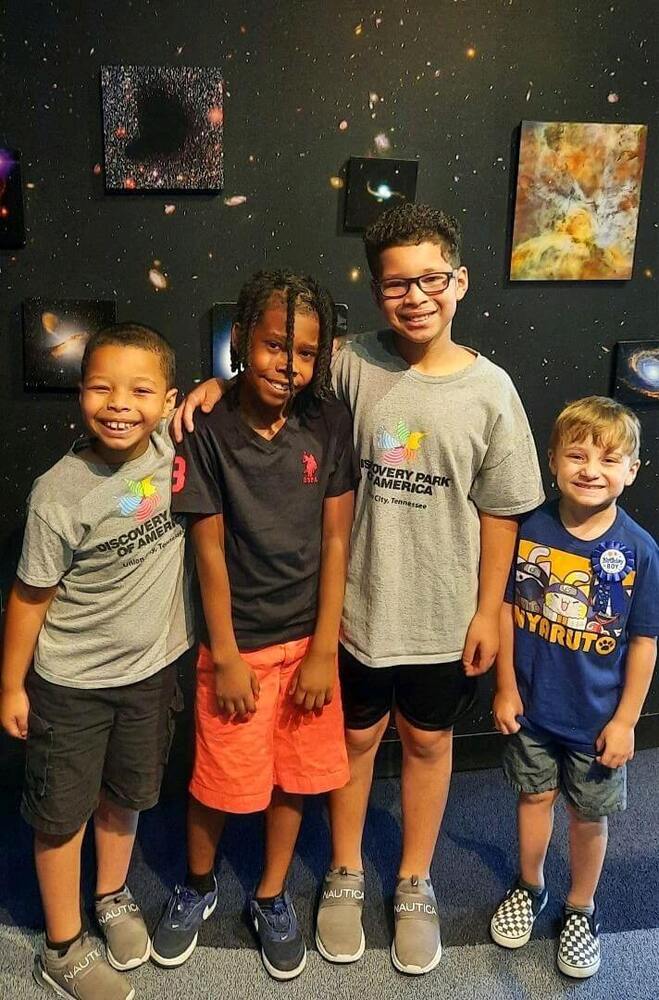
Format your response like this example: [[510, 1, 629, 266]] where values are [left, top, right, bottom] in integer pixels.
[[302, 451, 319, 484]]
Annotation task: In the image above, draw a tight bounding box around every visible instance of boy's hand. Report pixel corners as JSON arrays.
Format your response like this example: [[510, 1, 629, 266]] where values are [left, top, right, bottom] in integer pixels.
[[172, 378, 226, 443], [493, 688, 523, 735], [595, 719, 635, 768], [0, 686, 30, 739], [214, 654, 260, 719], [462, 610, 499, 676], [290, 651, 335, 712]]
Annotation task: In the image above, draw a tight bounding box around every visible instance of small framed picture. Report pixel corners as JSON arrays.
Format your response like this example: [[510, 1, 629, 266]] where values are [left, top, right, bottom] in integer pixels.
[[211, 302, 236, 380], [613, 341, 659, 408], [344, 156, 418, 231], [23, 298, 116, 390], [0, 147, 26, 249], [101, 65, 224, 192]]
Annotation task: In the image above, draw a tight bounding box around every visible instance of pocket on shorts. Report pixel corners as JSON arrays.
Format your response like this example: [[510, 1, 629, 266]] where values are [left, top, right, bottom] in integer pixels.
[[25, 711, 54, 799], [163, 684, 185, 765]]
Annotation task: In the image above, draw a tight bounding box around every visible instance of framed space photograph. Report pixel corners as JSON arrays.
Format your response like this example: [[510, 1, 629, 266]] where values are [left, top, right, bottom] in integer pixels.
[[0, 147, 25, 249], [211, 302, 235, 381], [335, 302, 349, 337], [344, 156, 418, 231], [23, 298, 116, 390], [101, 66, 224, 192], [613, 341, 659, 408], [510, 121, 647, 281]]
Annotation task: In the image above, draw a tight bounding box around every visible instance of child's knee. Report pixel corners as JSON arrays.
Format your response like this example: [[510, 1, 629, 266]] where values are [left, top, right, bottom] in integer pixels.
[[399, 721, 452, 761], [345, 718, 388, 756], [519, 788, 559, 807]]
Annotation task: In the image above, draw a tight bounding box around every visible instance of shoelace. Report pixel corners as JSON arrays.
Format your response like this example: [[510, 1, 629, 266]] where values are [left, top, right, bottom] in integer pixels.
[[172, 885, 204, 915], [261, 897, 292, 935]]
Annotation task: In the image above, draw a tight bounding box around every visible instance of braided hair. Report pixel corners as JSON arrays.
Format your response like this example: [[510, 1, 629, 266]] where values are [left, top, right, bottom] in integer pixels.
[[230, 270, 336, 407]]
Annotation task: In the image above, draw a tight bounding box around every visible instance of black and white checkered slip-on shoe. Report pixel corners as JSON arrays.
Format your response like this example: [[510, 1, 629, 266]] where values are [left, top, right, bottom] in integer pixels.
[[557, 908, 600, 978], [490, 881, 548, 948]]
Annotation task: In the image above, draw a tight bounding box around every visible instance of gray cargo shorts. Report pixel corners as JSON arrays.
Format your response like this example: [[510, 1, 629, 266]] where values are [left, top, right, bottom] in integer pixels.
[[502, 725, 627, 820]]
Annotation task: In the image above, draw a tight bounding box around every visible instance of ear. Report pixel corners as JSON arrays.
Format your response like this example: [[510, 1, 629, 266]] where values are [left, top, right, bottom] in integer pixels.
[[625, 458, 641, 487], [370, 280, 382, 310], [455, 266, 469, 301], [162, 387, 178, 417], [230, 322, 241, 352], [548, 449, 557, 476]]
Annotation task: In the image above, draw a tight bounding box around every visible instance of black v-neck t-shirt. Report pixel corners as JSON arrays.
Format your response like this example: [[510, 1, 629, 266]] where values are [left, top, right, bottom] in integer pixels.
[[172, 394, 355, 651]]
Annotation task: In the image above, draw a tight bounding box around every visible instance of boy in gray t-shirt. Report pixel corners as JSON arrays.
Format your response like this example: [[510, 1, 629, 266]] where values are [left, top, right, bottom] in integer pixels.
[[0, 323, 193, 1000], [176, 204, 544, 976]]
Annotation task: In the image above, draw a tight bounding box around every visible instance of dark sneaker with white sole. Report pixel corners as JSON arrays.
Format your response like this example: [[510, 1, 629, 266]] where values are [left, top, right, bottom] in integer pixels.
[[95, 886, 150, 971], [150, 877, 218, 967], [34, 933, 134, 1000], [250, 891, 307, 980], [490, 881, 549, 949], [391, 875, 442, 975], [315, 866, 365, 963], [557, 907, 600, 978]]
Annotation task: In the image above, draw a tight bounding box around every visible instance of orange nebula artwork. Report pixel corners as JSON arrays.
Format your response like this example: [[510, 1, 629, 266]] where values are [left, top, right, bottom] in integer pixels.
[[510, 121, 647, 281]]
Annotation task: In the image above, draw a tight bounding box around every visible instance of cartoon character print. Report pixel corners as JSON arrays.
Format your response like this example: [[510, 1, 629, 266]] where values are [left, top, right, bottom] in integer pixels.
[[543, 570, 591, 631], [515, 546, 551, 614]]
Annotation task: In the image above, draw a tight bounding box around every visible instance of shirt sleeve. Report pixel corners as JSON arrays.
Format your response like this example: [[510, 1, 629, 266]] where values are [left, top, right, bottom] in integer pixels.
[[16, 507, 72, 587], [627, 539, 659, 637], [326, 402, 357, 498], [470, 379, 545, 516], [171, 418, 224, 516]]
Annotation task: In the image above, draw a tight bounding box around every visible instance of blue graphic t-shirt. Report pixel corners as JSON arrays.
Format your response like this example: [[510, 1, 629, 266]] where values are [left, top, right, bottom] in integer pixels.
[[507, 500, 659, 753]]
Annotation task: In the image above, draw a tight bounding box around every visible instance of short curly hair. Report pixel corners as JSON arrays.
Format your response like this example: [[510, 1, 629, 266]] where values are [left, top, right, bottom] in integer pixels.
[[364, 202, 462, 277], [81, 322, 176, 388]]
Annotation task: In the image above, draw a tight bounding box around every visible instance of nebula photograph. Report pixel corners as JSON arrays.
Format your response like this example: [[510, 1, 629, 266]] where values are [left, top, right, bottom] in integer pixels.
[[510, 121, 647, 280]]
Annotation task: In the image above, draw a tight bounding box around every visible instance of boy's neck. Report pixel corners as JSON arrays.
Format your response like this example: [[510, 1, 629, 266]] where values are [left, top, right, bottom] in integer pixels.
[[558, 496, 619, 540], [238, 382, 289, 440], [391, 326, 475, 375], [90, 438, 150, 466]]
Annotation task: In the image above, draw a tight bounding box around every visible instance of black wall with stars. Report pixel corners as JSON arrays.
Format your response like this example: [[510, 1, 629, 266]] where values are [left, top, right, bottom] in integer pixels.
[[1, 0, 657, 761]]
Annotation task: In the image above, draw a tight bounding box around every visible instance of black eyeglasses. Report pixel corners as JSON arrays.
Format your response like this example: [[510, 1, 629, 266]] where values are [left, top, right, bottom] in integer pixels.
[[375, 271, 456, 299]]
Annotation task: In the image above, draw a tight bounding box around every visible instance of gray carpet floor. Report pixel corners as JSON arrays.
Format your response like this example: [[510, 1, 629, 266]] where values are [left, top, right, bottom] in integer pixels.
[[1, 748, 657, 997]]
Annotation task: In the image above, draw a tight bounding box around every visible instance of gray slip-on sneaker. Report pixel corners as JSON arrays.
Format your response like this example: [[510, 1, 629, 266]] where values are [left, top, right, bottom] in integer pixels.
[[391, 875, 441, 975], [315, 866, 366, 963], [34, 932, 135, 1000], [95, 886, 150, 971]]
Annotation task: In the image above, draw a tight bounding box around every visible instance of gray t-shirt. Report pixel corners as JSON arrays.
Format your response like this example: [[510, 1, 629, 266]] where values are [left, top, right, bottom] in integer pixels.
[[333, 331, 545, 667], [17, 423, 194, 688]]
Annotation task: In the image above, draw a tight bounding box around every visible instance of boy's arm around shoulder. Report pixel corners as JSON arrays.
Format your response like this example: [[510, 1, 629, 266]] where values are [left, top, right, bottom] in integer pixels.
[[0, 579, 58, 739]]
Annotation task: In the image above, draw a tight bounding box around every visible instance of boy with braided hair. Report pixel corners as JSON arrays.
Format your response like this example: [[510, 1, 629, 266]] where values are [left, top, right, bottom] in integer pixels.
[[152, 270, 355, 980]]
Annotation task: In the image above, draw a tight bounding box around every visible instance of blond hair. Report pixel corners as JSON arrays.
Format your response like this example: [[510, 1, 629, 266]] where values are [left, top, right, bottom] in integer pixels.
[[550, 396, 641, 460]]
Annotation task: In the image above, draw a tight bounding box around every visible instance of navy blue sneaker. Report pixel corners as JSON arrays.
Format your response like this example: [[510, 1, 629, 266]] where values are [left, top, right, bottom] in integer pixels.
[[150, 878, 218, 967], [250, 891, 307, 980]]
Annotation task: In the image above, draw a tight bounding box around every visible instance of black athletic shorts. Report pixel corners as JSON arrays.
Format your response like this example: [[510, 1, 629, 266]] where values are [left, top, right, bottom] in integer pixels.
[[338, 644, 478, 732], [21, 661, 182, 836]]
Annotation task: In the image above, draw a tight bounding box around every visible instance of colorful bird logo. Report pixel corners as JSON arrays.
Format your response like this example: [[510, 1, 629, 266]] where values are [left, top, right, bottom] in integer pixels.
[[117, 476, 161, 522], [377, 420, 426, 464]]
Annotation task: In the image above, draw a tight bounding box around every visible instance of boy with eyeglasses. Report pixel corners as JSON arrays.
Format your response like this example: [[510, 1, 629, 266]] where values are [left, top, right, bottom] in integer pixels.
[[175, 203, 544, 974]]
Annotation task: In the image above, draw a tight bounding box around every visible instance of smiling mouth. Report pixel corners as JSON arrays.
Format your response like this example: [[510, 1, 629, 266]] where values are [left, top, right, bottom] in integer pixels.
[[401, 311, 437, 324], [263, 378, 292, 395], [573, 482, 604, 490], [99, 420, 140, 432]]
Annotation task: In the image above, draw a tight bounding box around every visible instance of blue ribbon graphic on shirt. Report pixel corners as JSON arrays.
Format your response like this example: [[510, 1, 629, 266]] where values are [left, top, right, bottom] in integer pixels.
[[590, 540, 634, 620]]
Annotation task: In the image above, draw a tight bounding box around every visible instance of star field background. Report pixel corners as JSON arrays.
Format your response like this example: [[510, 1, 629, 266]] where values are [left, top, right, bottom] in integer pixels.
[[0, 1, 657, 731]]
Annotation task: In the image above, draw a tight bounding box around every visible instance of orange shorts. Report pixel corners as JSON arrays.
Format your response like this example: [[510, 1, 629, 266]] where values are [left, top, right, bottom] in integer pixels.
[[190, 637, 349, 813]]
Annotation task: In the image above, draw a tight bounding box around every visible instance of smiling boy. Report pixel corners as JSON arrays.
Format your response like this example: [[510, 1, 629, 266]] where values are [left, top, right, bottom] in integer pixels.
[[0, 323, 193, 1000], [176, 204, 545, 974], [491, 396, 658, 979]]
